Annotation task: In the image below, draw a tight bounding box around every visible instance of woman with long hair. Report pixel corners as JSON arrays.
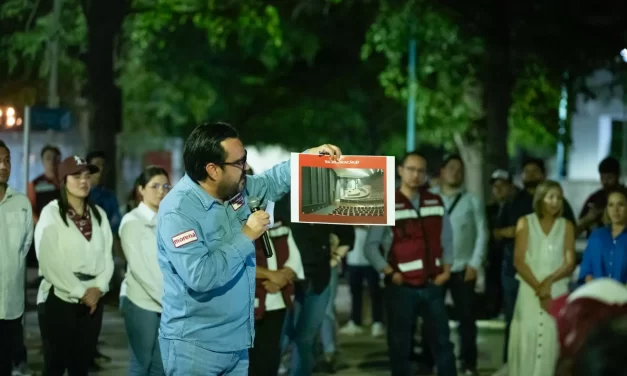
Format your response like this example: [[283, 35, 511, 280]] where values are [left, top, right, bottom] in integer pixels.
[[579, 188, 627, 283], [119, 166, 171, 376], [508, 180, 575, 376], [34, 156, 114, 376]]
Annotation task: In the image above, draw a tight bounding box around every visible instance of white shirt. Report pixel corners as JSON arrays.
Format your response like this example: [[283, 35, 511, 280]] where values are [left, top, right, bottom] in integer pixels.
[[256, 225, 305, 312], [35, 200, 114, 304], [0, 188, 33, 319], [119, 202, 163, 313], [347, 227, 370, 266]]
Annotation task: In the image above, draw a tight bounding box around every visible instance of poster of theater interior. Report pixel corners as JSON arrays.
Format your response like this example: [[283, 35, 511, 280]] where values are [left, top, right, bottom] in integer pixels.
[[290, 153, 395, 226]]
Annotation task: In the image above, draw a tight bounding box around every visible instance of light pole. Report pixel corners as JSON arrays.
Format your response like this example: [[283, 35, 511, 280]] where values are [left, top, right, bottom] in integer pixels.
[[555, 72, 568, 181], [406, 39, 417, 152]]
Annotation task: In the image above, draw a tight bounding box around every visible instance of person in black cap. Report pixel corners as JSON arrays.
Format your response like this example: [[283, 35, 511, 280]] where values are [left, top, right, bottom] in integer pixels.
[[481, 170, 516, 319], [577, 157, 626, 238]]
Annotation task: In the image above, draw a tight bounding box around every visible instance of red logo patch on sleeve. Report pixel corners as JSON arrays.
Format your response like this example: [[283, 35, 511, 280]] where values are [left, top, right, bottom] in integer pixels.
[[172, 229, 198, 248]]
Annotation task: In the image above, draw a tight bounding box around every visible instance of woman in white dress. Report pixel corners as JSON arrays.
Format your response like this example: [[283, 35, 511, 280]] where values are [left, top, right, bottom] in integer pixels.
[[508, 180, 576, 376]]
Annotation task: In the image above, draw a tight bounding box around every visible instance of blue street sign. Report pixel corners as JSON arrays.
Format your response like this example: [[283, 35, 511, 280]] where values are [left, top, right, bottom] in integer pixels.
[[30, 106, 72, 131]]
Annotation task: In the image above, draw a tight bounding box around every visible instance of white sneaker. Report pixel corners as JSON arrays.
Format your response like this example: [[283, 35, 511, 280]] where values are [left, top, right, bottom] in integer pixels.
[[371, 322, 384, 337], [339, 320, 364, 335], [492, 364, 508, 376]]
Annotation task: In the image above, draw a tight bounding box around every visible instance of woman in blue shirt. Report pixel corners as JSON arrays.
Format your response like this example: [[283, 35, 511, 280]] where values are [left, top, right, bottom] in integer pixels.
[[579, 189, 627, 283]]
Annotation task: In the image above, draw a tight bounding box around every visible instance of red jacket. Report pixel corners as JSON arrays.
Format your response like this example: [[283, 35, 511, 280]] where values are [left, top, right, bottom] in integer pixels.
[[389, 190, 444, 286], [254, 224, 295, 320]]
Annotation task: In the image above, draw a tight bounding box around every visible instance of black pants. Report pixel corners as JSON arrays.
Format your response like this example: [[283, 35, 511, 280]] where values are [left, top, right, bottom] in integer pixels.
[[482, 247, 504, 319], [0, 317, 22, 376], [39, 291, 104, 376], [421, 271, 478, 370], [249, 309, 286, 376], [347, 266, 383, 324]]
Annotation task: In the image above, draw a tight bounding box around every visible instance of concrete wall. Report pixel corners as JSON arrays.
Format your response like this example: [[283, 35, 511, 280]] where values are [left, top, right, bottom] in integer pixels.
[[568, 70, 626, 180]]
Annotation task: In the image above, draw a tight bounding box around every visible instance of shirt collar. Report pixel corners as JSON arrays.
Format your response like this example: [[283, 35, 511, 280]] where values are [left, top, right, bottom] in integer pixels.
[[0, 186, 15, 205], [136, 202, 158, 222], [432, 186, 465, 197], [182, 174, 217, 211]]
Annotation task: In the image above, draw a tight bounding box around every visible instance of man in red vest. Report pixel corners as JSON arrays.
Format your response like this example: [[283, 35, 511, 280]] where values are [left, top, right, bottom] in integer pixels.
[[365, 151, 457, 376]]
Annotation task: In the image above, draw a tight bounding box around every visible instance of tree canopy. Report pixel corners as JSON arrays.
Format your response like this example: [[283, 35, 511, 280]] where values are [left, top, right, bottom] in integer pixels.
[[0, 0, 625, 168]]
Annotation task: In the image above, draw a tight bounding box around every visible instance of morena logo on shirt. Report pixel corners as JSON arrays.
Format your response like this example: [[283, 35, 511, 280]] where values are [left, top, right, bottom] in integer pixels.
[[172, 229, 198, 248]]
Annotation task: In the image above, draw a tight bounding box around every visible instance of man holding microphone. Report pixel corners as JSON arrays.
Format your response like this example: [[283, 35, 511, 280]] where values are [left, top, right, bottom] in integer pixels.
[[157, 122, 341, 376]]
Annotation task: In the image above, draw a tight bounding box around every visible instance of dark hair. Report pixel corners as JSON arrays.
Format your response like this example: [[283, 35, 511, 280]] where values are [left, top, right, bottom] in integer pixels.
[[58, 180, 102, 226], [40, 145, 61, 158], [522, 157, 546, 174], [599, 157, 620, 175], [441, 153, 464, 169], [400, 151, 427, 166], [86, 150, 107, 164], [573, 315, 627, 376], [126, 176, 142, 213], [0, 140, 9, 155], [137, 165, 169, 188], [183, 122, 239, 182]]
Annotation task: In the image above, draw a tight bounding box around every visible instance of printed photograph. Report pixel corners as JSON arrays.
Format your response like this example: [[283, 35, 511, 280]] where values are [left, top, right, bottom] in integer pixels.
[[290, 153, 395, 225]]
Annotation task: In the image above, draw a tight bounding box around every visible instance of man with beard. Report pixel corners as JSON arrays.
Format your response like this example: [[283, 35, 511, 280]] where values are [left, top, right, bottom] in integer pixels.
[[577, 157, 626, 237], [0, 140, 34, 376], [156, 122, 341, 376], [491, 158, 576, 376]]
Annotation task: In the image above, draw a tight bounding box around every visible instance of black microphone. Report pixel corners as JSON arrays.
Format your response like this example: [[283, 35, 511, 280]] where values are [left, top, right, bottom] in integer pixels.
[[248, 197, 273, 258]]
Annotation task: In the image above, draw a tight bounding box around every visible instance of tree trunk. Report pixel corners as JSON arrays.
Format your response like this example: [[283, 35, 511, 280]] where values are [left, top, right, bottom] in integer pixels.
[[82, 0, 127, 189], [454, 133, 485, 203], [483, 0, 513, 182]]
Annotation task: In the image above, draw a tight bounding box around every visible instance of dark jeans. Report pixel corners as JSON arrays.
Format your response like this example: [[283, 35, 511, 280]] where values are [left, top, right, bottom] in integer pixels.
[[386, 284, 457, 376], [283, 281, 331, 376], [0, 317, 22, 376], [347, 265, 383, 324], [249, 309, 286, 376], [421, 271, 478, 370], [501, 270, 519, 363], [483, 249, 504, 319], [39, 290, 104, 376], [120, 297, 164, 376]]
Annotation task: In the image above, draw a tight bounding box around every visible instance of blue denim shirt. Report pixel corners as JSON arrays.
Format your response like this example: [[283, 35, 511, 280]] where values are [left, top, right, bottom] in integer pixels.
[[156, 161, 291, 352], [578, 226, 627, 284], [90, 185, 121, 235]]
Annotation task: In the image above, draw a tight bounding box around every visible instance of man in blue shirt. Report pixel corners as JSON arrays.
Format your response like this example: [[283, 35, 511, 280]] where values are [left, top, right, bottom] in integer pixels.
[[157, 122, 341, 376]]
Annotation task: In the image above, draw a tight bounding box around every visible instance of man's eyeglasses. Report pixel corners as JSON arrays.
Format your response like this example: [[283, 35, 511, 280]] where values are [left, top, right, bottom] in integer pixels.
[[220, 151, 247, 171]]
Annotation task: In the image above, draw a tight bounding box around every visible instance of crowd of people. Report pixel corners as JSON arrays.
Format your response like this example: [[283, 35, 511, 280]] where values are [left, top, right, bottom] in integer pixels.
[[1, 123, 627, 376]]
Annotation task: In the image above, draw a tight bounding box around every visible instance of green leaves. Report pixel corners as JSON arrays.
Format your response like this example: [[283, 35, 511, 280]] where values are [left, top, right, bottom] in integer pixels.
[[362, 0, 484, 149]]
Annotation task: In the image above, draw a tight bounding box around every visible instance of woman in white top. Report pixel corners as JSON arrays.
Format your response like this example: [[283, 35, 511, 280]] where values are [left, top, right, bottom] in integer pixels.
[[508, 180, 575, 376], [119, 166, 171, 376], [34, 156, 114, 376]]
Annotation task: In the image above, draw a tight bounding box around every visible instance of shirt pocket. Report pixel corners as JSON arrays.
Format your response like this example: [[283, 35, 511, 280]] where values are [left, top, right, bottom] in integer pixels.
[[3, 209, 27, 253], [235, 206, 251, 225], [205, 226, 227, 244]]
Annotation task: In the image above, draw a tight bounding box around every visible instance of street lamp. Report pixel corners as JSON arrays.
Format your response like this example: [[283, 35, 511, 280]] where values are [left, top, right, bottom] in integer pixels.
[[621, 48, 627, 63], [0, 106, 23, 129]]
